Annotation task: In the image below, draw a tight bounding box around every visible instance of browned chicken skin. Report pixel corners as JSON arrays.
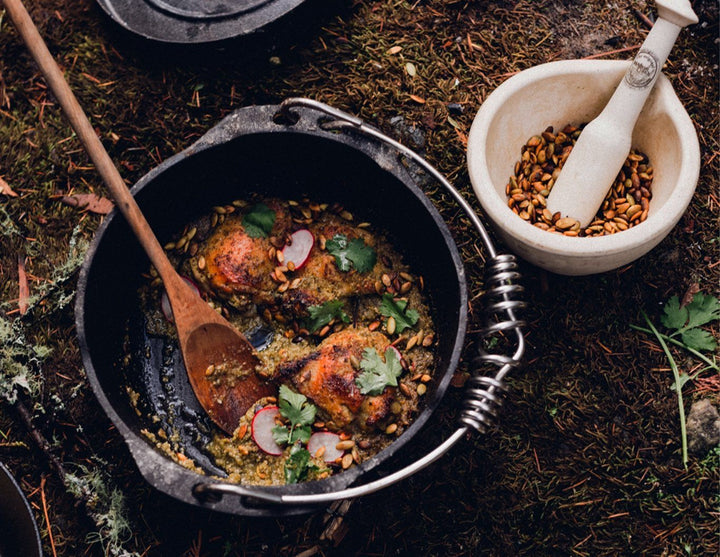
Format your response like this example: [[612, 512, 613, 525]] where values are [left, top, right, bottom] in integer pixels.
[[196, 200, 385, 315], [274, 328, 396, 431], [199, 200, 292, 305]]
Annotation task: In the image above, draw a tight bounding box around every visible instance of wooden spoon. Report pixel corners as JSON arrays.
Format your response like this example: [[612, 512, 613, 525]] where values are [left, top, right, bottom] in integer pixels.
[[3, 0, 274, 434]]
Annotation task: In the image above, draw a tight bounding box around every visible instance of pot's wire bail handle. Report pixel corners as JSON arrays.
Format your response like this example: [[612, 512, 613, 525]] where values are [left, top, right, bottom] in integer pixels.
[[193, 98, 525, 507]]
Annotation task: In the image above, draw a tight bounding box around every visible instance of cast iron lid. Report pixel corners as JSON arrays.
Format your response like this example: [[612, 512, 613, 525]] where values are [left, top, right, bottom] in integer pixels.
[[95, 0, 308, 43]]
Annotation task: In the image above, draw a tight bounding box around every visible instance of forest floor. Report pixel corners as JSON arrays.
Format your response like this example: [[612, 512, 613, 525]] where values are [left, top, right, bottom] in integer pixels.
[[0, 0, 718, 555]]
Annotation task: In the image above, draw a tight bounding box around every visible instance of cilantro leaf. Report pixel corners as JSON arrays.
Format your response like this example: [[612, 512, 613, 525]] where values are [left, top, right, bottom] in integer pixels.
[[272, 425, 290, 446], [325, 234, 377, 273], [379, 293, 419, 333], [272, 422, 312, 446], [684, 293, 720, 330], [278, 384, 316, 427], [680, 328, 717, 352], [284, 443, 314, 484], [306, 300, 350, 333], [661, 296, 687, 331], [325, 235, 351, 270], [292, 425, 312, 445], [356, 347, 403, 396], [272, 387, 316, 447], [242, 203, 276, 238], [661, 292, 720, 351]]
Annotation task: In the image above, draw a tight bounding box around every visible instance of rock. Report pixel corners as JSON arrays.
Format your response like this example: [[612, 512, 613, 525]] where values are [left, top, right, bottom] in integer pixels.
[[447, 102, 464, 116], [686, 399, 720, 455], [389, 116, 425, 150]]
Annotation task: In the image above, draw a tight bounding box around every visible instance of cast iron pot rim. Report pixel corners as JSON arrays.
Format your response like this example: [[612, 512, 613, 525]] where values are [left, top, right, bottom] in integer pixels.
[[76, 103, 469, 511]]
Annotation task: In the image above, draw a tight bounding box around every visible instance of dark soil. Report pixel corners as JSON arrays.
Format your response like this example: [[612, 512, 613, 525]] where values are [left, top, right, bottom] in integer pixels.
[[0, 0, 718, 555]]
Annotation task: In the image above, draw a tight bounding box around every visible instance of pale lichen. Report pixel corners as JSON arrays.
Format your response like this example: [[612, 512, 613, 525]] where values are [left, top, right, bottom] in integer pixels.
[[0, 316, 48, 403], [64, 464, 138, 557]]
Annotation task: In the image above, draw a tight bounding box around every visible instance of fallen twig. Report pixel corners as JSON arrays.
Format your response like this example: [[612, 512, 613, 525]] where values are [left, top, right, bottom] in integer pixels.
[[17, 254, 29, 315], [40, 475, 58, 557], [633, 8, 655, 30], [294, 499, 354, 557], [14, 399, 66, 481], [581, 44, 642, 60]]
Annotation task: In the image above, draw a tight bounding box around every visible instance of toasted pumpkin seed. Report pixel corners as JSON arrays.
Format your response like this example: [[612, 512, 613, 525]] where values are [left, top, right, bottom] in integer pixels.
[[507, 129, 653, 237]]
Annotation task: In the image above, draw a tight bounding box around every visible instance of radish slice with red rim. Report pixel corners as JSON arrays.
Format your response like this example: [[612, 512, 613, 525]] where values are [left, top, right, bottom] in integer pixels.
[[307, 432, 344, 462], [387, 345, 402, 362], [282, 229, 314, 270], [160, 276, 200, 322], [251, 406, 283, 456]]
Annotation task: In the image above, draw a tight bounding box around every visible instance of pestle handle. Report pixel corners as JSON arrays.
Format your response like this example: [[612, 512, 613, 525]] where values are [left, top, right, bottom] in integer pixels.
[[655, 0, 699, 28], [546, 0, 697, 228]]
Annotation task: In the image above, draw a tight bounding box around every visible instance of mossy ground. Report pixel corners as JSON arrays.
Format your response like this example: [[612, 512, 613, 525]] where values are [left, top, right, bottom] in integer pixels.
[[0, 0, 718, 555]]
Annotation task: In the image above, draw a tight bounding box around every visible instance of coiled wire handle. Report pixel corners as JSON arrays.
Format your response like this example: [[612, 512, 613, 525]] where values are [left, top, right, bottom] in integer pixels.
[[460, 254, 525, 433], [193, 98, 525, 507]]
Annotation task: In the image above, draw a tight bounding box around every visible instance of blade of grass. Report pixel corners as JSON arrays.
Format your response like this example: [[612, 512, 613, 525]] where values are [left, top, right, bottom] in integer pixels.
[[640, 311, 688, 468]]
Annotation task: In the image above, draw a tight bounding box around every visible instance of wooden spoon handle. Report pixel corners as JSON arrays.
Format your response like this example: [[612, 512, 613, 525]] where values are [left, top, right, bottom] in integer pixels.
[[3, 0, 179, 285]]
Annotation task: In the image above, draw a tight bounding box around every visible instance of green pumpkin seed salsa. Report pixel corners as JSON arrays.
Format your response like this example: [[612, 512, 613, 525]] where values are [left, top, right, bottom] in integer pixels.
[[136, 196, 437, 486]]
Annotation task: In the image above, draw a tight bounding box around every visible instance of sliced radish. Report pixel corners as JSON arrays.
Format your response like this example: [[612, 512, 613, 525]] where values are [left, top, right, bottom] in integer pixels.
[[282, 229, 314, 270], [307, 432, 344, 463], [161, 276, 200, 322], [387, 345, 402, 362], [251, 406, 283, 456]]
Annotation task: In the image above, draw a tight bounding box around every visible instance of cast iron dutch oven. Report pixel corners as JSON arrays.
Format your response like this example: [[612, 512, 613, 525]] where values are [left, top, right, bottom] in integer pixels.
[[76, 100, 524, 516], [0, 462, 43, 557]]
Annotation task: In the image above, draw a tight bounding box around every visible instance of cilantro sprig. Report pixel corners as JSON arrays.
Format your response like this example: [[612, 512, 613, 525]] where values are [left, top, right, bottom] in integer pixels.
[[325, 234, 376, 273], [631, 291, 720, 468], [355, 346, 403, 396], [272, 385, 317, 446], [661, 293, 720, 351], [379, 293, 419, 333], [269, 386, 321, 484], [306, 300, 350, 333], [242, 203, 276, 238], [284, 444, 314, 484]]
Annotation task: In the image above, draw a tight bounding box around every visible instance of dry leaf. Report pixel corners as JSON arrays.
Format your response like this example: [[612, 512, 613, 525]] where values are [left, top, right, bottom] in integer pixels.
[[61, 193, 114, 215], [18, 255, 29, 316], [409, 94, 426, 104], [681, 283, 701, 307], [0, 176, 18, 197]]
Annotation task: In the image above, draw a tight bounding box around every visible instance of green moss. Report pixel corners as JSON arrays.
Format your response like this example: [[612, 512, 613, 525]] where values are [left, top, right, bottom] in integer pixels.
[[0, 0, 717, 554]]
